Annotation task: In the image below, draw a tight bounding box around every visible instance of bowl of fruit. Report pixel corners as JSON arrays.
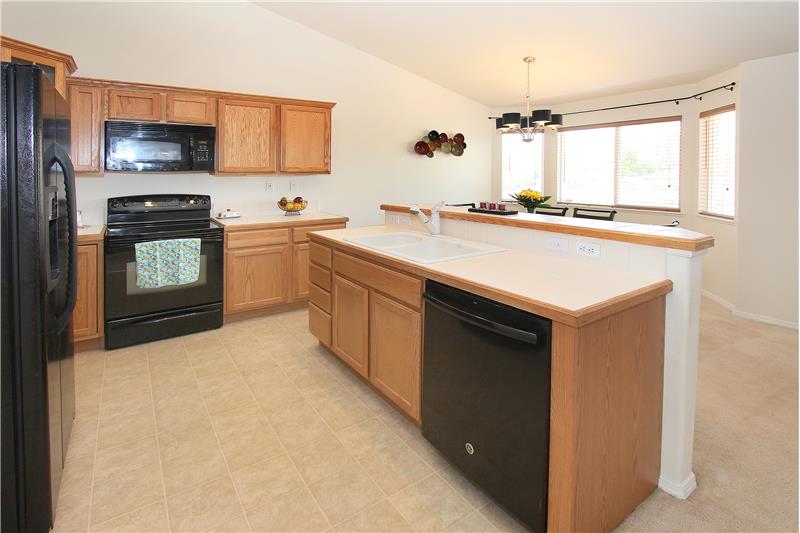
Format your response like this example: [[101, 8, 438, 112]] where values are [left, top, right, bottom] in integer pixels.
[[278, 196, 308, 216]]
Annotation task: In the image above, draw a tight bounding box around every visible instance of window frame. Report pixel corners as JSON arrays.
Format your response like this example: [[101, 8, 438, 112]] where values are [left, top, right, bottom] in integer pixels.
[[557, 115, 683, 212], [698, 103, 736, 220], [500, 133, 545, 202]]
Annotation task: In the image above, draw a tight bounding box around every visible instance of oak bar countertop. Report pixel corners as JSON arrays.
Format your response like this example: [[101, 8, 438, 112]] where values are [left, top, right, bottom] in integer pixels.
[[213, 212, 348, 231], [381, 203, 714, 252], [310, 225, 672, 327]]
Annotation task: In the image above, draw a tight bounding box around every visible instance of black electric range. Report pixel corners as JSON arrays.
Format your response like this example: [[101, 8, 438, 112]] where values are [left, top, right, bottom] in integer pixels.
[[104, 194, 223, 349]]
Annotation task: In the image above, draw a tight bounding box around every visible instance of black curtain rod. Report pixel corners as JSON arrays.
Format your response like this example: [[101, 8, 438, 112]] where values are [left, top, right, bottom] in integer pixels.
[[561, 82, 736, 116]]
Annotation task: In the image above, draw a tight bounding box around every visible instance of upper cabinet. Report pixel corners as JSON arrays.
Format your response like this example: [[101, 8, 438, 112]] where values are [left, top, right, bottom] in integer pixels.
[[0, 36, 77, 98], [280, 105, 331, 173], [107, 89, 162, 121], [68, 83, 103, 174], [217, 99, 278, 174], [166, 93, 216, 125]]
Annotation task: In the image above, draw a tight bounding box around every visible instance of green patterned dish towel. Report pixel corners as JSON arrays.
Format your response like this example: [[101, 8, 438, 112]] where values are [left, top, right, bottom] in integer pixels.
[[135, 238, 201, 289]]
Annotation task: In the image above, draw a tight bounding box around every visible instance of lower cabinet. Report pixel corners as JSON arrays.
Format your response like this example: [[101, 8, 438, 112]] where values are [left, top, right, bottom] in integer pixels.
[[72, 242, 103, 343], [292, 243, 310, 300], [310, 243, 423, 422], [225, 245, 289, 313], [369, 292, 422, 420], [331, 274, 370, 378]]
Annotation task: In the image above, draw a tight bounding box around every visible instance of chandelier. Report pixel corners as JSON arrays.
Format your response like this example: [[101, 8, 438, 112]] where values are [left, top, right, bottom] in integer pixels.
[[491, 56, 562, 142]]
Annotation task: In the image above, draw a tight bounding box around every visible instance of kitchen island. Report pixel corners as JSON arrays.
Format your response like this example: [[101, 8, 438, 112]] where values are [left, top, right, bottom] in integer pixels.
[[306, 221, 679, 532]]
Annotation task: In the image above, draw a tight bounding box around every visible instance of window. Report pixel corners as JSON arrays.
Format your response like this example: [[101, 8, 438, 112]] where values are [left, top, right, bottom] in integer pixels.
[[699, 105, 736, 219], [501, 133, 543, 199], [557, 117, 681, 210]]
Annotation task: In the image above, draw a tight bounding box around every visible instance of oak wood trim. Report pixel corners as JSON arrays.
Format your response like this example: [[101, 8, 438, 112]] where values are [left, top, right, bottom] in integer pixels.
[[310, 233, 673, 327], [0, 36, 77, 72], [699, 103, 735, 118], [380, 204, 714, 252], [559, 115, 682, 132], [69, 75, 336, 109]]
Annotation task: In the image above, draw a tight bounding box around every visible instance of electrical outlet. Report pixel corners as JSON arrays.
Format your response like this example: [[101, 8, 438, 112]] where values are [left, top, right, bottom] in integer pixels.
[[576, 242, 601, 258], [289, 181, 298, 193], [546, 237, 569, 253], [265, 181, 273, 193]]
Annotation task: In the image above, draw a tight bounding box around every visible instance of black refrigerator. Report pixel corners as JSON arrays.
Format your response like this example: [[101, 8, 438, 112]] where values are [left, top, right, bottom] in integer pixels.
[[1, 63, 78, 533]]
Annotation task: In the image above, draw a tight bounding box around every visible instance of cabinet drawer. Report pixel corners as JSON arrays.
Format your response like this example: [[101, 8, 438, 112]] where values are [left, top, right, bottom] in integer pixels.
[[309, 242, 332, 269], [293, 223, 345, 244], [107, 89, 162, 121], [309, 283, 331, 313], [333, 251, 422, 309], [309, 263, 331, 291], [226, 228, 289, 249], [308, 303, 331, 347]]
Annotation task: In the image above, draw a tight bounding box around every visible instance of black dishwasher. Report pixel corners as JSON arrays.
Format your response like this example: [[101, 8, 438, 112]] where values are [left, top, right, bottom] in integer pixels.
[[421, 281, 551, 532]]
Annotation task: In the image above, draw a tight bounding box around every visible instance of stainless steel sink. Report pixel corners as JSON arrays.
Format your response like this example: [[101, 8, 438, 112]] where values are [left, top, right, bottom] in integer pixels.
[[345, 232, 504, 264]]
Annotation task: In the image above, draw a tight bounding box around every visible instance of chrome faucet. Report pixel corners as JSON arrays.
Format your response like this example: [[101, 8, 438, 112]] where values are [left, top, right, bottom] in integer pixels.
[[409, 201, 445, 235]]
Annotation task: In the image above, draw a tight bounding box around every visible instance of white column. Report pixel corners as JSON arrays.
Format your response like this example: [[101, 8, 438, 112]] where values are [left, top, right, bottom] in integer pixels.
[[659, 249, 706, 498]]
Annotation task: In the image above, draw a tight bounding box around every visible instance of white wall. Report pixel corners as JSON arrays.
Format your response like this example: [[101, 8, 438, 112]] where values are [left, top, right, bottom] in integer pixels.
[[736, 52, 798, 326], [1, 1, 492, 228], [491, 58, 798, 327]]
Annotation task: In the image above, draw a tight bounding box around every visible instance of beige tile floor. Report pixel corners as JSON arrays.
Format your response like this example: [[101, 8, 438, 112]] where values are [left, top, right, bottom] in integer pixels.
[[54, 298, 797, 533]]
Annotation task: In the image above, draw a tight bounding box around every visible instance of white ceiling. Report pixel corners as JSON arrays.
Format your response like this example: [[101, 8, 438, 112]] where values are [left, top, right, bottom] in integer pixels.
[[258, 1, 798, 107]]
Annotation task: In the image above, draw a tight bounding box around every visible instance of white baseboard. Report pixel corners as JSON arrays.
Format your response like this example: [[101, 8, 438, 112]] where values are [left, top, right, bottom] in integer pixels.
[[701, 290, 798, 330], [732, 309, 799, 330], [659, 472, 697, 499], [701, 289, 735, 311]]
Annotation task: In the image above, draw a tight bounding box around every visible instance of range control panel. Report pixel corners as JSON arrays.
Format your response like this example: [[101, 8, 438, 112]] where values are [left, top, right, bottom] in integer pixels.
[[107, 194, 210, 213]]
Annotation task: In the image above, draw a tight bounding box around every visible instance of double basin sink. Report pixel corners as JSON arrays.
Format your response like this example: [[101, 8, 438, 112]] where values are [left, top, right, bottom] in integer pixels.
[[344, 231, 504, 264]]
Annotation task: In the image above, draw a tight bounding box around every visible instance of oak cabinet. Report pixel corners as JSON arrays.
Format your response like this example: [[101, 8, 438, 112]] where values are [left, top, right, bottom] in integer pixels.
[[107, 89, 162, 121], [370, 292, 421, 420], [308, 303, 332, 348], [166, 93, 216, 125], [0, 36, 77, 98], [292, 243, 310, 300], [280, 105, 331, 173], [217, 99, 278, 173], [332, 274, 370, 378], [225, 245, 289, 313], [72, 243, 102, 342], [68, 84, 103, 174]]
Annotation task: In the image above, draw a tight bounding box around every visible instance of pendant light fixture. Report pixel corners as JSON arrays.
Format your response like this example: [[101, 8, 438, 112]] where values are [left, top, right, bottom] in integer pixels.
[[490, 56, 562, 142]]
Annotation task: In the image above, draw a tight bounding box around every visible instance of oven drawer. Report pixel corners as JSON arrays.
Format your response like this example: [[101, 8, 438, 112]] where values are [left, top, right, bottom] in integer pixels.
[[226, 228, 289, 249]]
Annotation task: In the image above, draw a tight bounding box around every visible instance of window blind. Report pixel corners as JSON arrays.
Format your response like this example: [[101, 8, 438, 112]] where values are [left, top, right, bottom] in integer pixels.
[[699, 105, 736, 219], [557, 116, 682, 210], [501, 133, 543, 200]]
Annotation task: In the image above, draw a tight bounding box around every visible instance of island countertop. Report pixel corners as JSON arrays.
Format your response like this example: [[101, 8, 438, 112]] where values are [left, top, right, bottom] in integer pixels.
[[381, 203, 714, 252], [310, 225, 672, 326]]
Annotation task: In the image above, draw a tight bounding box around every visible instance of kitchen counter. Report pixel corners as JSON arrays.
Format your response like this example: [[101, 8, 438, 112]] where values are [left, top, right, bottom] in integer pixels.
[[381, 203, 714, 252], [213, 212, 348, 231], [77, 225, 105, 244], [310, 225, 672, 327]]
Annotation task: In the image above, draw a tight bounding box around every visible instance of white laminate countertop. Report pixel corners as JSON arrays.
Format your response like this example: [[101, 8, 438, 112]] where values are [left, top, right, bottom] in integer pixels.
[[311, 225, 672, 323], [213, 212, 348, 230]]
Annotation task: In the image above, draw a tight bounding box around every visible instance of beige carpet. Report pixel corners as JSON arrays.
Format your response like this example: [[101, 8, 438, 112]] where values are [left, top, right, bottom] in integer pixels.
[[618, 298, 798, 532]]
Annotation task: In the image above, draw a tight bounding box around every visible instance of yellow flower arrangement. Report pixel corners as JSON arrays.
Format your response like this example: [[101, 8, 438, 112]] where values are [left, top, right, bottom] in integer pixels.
[[510, 189, 552, 211]]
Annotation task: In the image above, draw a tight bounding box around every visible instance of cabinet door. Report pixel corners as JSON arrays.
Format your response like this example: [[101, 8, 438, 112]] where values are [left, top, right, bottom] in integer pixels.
[[280, 105, 331, 173], [107, 89, 162, 121], [369, 293, 422, 420], [69, 84, 103, 174], [332, 275, 369, 377], [292, 243, 310, 300], [72, 244, 98, 340], [166, 93, 216, 125], [225, 245, 289, 313], [217, 99, 278, 173]]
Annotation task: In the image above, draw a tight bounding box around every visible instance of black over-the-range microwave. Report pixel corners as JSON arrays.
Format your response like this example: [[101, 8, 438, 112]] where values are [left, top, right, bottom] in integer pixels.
[[105, 121, 215, 172]]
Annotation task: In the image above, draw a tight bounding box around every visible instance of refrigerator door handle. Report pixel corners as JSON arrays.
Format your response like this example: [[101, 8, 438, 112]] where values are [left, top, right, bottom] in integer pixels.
[[50, 144, 78, 333]]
